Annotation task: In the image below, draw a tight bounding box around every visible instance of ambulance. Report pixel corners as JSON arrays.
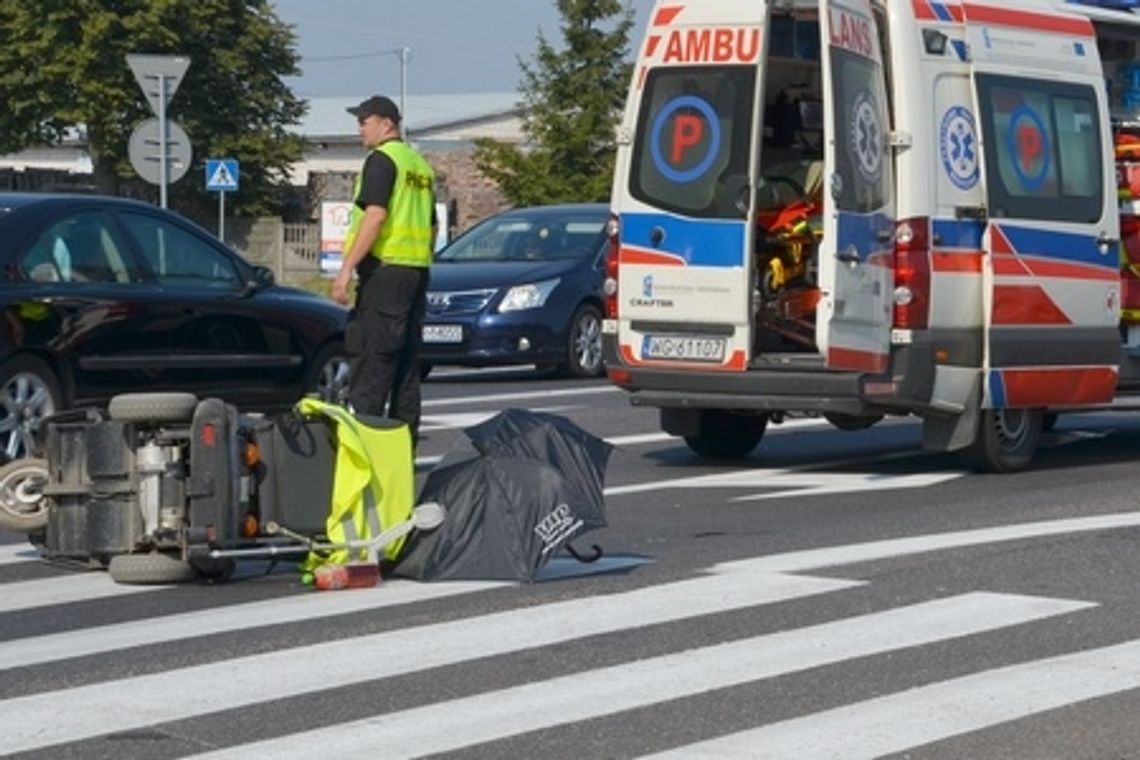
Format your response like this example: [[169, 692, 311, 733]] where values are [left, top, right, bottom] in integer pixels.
[[603, 0, 1140, 471]]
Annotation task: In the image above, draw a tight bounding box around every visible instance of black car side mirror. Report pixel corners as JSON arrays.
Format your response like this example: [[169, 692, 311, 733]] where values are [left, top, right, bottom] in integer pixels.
[[241, 265, 276, 297], [252, 265, 275, 288]]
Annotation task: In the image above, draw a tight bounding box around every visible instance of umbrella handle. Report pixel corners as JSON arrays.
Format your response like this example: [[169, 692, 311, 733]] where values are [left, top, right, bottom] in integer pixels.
[[565, 542, 603, 564]]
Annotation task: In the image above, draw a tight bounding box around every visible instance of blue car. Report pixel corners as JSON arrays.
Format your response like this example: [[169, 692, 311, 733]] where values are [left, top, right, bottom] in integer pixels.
[[421, 203, 608, 378]]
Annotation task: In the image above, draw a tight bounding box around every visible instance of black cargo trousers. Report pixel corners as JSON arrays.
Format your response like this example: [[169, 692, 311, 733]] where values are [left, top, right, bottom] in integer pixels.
[[346, 262, 430, 441]]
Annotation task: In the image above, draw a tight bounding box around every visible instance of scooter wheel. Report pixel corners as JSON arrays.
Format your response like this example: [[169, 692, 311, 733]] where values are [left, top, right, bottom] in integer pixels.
[[0, 458, 50, 533], [108, 552, 197, 585]]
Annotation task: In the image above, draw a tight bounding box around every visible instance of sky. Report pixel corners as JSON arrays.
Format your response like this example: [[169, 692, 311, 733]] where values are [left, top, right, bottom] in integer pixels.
[[270, 0, 655, 98]]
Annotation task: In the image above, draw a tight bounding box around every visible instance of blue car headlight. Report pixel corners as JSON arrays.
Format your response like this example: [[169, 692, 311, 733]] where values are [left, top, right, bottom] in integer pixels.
[[497, 278, 561, 313]]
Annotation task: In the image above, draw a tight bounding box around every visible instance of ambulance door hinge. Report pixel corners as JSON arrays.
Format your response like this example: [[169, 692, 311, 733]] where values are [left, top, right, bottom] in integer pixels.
[[888, 130, 913, 150]]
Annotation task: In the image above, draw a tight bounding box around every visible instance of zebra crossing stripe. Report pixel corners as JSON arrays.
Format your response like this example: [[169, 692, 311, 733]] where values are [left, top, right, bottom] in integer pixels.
[[0, 573, 161, 614], [0, 543, 36, 566], [641, 637, 1140, 759], [0, 578, 509, 670], [0, 572, 860, 753], [713, 511, 1140, 575], [184, 593, 1092, 759]]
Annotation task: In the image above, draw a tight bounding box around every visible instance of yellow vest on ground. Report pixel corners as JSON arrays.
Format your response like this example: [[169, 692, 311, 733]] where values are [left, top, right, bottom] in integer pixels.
[[296, 398, 415, 567], [343, 140, 435, 268]]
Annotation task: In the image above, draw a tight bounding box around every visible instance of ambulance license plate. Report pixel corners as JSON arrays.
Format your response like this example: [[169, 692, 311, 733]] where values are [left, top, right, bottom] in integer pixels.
[[422, 325, 463, 344], [642, 334, 727, 363]]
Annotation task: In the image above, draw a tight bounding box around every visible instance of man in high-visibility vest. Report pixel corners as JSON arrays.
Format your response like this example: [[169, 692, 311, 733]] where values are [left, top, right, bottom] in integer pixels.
[[333, 95, 436, 442]]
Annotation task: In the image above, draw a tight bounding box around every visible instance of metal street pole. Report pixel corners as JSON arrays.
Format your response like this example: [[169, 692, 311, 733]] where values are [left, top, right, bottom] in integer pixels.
[[158, 75, 168, 208], [399, 47, 410, 140]]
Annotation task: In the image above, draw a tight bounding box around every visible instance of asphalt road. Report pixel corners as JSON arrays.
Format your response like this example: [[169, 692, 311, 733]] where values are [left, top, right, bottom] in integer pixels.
[[4, 365, 1140, 758]]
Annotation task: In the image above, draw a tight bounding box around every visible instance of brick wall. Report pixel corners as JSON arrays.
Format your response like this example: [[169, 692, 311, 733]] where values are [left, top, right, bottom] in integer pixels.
[[421, 149, 509, 233]]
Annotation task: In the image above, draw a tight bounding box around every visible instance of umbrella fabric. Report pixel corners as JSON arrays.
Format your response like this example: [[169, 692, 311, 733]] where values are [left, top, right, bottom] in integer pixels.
[[393, 409, 612, 581]]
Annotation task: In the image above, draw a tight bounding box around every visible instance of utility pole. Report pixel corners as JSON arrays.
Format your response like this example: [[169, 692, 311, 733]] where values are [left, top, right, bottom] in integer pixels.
[[399, 47, 410, 140]]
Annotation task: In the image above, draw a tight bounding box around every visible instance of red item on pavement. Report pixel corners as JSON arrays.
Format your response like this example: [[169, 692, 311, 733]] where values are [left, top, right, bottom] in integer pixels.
[[313, 563, 380, 590]]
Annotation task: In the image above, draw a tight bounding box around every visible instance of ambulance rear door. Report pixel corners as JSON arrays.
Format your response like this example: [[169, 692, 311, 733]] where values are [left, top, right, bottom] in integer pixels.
[[963, 3, 1120, 409], [615, 1, 766, 372], [815, 0, 895, 373]]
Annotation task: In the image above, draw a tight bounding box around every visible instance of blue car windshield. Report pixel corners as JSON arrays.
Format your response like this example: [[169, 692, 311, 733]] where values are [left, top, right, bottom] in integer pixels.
[[437, 213, 605, 262]]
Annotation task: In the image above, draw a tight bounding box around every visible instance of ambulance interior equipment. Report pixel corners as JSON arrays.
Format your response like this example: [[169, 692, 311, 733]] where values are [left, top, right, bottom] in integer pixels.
[[606, 0, 1140, 471], [0, 393, 394, 585]]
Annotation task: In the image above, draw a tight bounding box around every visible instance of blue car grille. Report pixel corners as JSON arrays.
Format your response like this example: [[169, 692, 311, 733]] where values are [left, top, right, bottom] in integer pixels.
[[426, 288, 497, 316]]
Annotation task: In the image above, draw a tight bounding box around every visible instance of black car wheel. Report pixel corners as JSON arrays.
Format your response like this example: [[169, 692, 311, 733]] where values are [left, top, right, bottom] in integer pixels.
[[307, 343, 350, 405], [562, 304, 604, 378], [0, 356, 61, 461]]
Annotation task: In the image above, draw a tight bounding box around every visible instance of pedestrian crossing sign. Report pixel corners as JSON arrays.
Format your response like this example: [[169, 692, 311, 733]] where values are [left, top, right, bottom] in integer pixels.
[[206, 159, 239, 192]]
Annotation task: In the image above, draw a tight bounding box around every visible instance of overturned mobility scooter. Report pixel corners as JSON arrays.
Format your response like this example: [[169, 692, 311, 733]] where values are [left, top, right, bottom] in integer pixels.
[[0, 392, 438, 584]]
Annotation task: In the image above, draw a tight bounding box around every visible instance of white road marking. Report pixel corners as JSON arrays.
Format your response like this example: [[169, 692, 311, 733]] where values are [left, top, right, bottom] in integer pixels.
[[0, 572, 859, 753], [0, 543, 37, 566], [643, 638, 1140, 759], [0, 579, 509, 670], [187, 593, 1091, 759], [0, 573, 163, 614], [713, 511, 1140, 575], [423, 384, 619, 408]]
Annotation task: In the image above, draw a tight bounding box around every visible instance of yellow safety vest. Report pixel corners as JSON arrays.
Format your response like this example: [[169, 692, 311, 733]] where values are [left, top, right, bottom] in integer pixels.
[[343, 140, 435, 268], [296, 398, 415, 567]]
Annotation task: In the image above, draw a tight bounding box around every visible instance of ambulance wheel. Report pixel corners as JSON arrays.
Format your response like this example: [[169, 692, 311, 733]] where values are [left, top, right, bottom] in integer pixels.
[[108, 552, 197, 585], [683, 411, 767, 459], [108, 393, 198, 423], [0, 458, 50, 533], [824, 412, 883, 431], [961, 408, 1043, 474]]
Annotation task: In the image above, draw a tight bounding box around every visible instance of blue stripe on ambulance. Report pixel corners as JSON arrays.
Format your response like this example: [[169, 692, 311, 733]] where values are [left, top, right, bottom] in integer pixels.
[[997, 224, 1114, 269], [837, 211, 893, 260], [988, 370, 1008, 407], [932, 219, 984, 248], [621, 212, 746, 268]]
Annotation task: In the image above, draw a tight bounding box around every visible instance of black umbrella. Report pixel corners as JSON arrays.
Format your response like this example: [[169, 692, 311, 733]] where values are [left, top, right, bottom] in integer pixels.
[[392, 408, 613, 582]]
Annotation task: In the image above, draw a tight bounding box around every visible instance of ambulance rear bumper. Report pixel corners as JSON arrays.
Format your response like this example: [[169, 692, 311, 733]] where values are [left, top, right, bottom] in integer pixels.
[[606, 339, 938, 416]]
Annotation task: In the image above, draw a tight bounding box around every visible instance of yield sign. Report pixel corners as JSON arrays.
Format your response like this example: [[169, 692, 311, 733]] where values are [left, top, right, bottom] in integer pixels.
[[126, 54, 191, 116]]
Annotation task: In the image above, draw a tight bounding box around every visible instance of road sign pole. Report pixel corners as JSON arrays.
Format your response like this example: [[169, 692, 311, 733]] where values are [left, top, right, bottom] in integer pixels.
[[159, 75, 168, 208], [218, 191, 226, 242]]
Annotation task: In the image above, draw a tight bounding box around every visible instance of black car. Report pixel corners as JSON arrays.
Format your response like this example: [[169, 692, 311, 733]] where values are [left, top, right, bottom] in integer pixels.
[[0, 193, 349, 460], [421, 203, 608, 378]]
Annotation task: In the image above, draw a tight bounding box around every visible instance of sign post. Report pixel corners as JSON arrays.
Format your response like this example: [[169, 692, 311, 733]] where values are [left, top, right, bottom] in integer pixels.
[[206, 159, 240, 242], [126, 54, 191, 208]]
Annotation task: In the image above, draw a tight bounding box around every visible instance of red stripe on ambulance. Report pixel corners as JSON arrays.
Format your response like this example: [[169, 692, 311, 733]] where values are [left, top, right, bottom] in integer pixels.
[[998, 367, 1118, 406], [653, 5, 684, 27], [992, 285, 1072, 325], [962, 3, 1094, 37]]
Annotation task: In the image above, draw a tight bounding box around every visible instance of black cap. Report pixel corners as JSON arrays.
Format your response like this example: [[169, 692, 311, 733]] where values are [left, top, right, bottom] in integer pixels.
[[347, 95, 401, 122]]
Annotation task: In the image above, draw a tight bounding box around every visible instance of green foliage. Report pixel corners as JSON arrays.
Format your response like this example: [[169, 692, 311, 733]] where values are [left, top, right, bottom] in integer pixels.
[[0, 0, 306, 215], [474, 0, 633, 206]]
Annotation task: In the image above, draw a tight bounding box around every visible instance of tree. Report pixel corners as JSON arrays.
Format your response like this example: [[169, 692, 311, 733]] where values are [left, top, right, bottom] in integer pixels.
[[0, 0, 306, 216], [474, 0, 634, 206]]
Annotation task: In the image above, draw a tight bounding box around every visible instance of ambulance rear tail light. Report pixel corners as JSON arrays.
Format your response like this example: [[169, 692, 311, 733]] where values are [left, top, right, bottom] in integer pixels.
[[604, 213, 620, 319], [892, 217, 931, 331]]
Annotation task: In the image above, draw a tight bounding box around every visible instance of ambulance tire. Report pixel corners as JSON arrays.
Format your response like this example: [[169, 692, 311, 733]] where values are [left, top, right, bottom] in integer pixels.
[[824, 412, 883, 431], [683, 411, 767, 459], [108, 552, 197, 585], [961, 408, 1043, 474]]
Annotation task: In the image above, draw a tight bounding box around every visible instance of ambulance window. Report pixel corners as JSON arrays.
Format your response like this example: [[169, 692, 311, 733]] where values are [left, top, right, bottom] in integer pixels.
[[629, 66, 756, 219], [830, 49, 890, 213], [976, 75, 1103, 223]]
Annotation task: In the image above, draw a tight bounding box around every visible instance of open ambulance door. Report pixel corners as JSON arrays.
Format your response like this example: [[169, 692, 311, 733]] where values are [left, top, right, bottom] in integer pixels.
[[816, 0, 895, 373], [616, 0, 767, 372], [963, 4, 1120, 415]]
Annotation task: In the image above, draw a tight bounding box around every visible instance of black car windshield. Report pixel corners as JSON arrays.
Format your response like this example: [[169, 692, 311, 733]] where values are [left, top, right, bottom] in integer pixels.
[[437, 212, 605, 263]]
